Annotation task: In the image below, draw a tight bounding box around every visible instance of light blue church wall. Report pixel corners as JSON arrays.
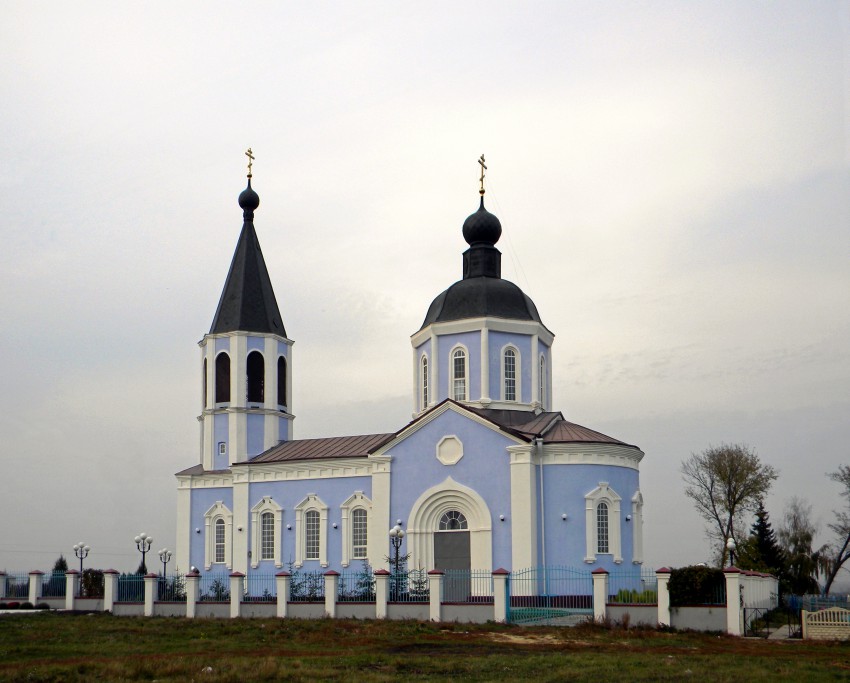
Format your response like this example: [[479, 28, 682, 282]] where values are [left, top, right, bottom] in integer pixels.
[[247, 336, 264, 352], [437, 331, 480, 400], [213, 414, 228, 470], [388, 409, 515, 569], [214, 337, 229, 354], [488, 331, 532, 403], [189, 487, 234, 574], [246, 476, 372, 571], [247, 414, 264, 456], [538, 463, 639, 570]]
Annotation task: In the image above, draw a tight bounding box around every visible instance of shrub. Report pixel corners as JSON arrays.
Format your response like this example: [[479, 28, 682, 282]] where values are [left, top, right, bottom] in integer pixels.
[[35, 602, 50, 610], [20, 602, 34, 609], [5, 602, 20, 609], [668, 566, 726, 606]]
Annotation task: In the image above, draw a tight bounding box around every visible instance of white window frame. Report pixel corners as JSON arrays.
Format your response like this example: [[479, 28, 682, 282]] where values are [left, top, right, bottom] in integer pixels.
[[584, 482, 622, 564], [340, 491, 372, 567], [294, 494, 329, 568], [420, 354, 429, 410], [204, 501, 233, 570], [250, 496, 283, 568], [501, 345, 520, 402], [450, 345, 468, 401]]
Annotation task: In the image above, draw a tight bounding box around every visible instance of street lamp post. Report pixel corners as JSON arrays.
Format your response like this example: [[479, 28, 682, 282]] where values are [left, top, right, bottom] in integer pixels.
[[388, 523, 405, 573], [135, 533, 153, 573], [158, 548, 172, 576], [72, 542, 90, 574], [726, 537, 737, 567]]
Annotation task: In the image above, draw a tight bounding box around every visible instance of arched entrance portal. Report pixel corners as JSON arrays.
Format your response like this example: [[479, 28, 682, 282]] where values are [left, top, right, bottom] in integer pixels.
[[406, 477, 492, 572], [434, 510, 470, 571]]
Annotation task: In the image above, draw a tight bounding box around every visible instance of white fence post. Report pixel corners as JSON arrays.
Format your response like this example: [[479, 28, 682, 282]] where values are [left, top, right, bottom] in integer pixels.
[[374, 569, 390, 619], [592, 568, 608, 622], [492, 569, 509, 623], [28, 571, 44, 605], [656, 568, 671, 627], [229, 572, 244, 618], [275, 571, 290, 618], [65, 570, 80, 610], [143, 574, 158, 617], [103, 570, 118, 612], [428, 570, 443, 622], [185, 570, 200, 618], [324, 571, 339, 618], [724, 567, 742, 636]]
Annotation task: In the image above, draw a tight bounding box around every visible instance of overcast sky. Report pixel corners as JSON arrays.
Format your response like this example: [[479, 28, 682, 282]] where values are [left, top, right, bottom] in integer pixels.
[[1, 2, 848, 577]]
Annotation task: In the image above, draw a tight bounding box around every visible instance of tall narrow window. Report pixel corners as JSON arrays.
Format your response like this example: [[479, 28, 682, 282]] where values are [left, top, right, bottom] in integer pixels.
[[504, 348, 516, 401], [215, 353, 231, 403], [305, 510, 320, 560], [246, 351, 264, 403], [452, 348, 467, 401], [203, 358, 208, 408], [539, 355, 546, 408], [277, 356, 287, 409], [420, 356, 429, 409], [597, 502, 609, 554], [214, 518, 226, 563], [352, 508, 368, 559], [260, 511, 274, 561]]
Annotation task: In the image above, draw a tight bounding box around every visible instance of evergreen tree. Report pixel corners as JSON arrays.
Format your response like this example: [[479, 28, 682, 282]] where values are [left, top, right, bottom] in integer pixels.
[[52, 555, 68, 572], [738, 501, 787, 591]]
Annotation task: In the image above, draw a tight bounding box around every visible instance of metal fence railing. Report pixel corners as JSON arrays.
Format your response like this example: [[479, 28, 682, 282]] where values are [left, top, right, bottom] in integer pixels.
[[338, 569, 375, 602], [5, 573, 29, 599], [198, 574, 230, 602], [244, 573, 276, 602], [443, 570, 493, 603], [289, 570, 325, 602], [41, 572, 66, 598], [116, 574, 145, 603], [389, 569, 429, 603], [507, 566, 594, 625], [789, 594, 850, 612], [157, 574, 186, 602], [607, 568, 658, 605]]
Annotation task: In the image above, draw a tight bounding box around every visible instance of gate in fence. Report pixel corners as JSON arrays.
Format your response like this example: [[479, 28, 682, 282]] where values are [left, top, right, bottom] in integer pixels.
[[507, 566, 593, 625]]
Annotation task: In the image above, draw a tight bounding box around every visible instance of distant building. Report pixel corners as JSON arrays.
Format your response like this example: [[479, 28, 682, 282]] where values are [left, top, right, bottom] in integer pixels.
[[175, 163, 645, 577]]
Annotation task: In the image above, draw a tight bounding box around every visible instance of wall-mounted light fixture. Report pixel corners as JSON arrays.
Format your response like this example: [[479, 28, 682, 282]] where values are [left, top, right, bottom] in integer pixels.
[[625, 515, 632, 522], [332, 523, 338, 529], [561, 513, 567, 521], [237, 526, 243, 532], [195, 528, 201, 534], [499, 514, 505, 521], [286, 524, 292, 531]]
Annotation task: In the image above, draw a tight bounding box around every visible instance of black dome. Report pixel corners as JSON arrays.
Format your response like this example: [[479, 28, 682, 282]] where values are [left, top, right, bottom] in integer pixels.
[[419, 277, 546, 330], [238, 179, 260, 213], [462, 197, 502, 245]]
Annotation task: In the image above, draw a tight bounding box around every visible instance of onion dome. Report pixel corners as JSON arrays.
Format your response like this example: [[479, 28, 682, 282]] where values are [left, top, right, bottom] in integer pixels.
[[462, 197, 502, 246], [238, 178, 260, 216]]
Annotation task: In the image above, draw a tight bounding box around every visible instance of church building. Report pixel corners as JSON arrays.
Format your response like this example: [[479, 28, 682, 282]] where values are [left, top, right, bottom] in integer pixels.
[[175, 157, 645, 578]]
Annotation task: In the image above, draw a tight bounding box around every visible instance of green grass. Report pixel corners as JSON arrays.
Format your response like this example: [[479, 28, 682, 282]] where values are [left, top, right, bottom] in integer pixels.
[[0, 612, 848, 682]]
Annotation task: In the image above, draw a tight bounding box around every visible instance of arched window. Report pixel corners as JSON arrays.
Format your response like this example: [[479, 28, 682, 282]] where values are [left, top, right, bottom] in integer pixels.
[[203, 358, 208, 408], [504, 348, 517, 401], [305, 510, 321, 561], [420, 355, 429, 409], [215, 353, 231, 403], [451, 348, 467, 401], [260, 511, 274, 560], [214, 518, 226, 563], [597, 502, 609, 554], [439, 510, 468, 531], [539, 354, 546, 408], [277, 356, 287, 409], [351, 508, 368, 559], [246, 351, 264, 403]]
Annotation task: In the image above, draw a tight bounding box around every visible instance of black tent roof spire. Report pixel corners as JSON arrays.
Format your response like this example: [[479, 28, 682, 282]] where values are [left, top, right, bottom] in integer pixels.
[[209, 150, 286, 336]]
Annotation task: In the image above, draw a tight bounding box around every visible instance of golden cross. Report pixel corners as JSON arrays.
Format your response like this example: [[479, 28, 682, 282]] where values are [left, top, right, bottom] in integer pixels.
[[245, 148, 255, 178], [478, 154, 487, 196]]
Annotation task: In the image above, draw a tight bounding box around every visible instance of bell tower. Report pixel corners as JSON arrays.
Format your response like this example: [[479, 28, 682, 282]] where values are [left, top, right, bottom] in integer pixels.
[[198, 152, 293, 470]]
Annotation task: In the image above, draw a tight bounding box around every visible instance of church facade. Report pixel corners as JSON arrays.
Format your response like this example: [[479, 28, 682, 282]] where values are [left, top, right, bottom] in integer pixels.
[[175, 163, 645, 578]]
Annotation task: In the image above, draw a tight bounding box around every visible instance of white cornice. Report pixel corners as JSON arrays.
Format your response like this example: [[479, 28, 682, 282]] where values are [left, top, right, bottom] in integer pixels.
[[410, 317, 555, 347], [177, 473, 233, 489], [372, 401, 527, 456], [506, 442, 643, 469], [230, 457, 373, 483], [199, 331, 293, 347]]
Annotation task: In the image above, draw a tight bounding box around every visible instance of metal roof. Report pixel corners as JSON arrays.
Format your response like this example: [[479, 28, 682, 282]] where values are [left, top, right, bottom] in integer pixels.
[[240, 433, 395, 464]]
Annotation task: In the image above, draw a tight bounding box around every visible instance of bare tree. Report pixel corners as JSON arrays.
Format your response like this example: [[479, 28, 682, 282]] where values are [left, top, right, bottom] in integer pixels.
[[778, 497, 822, 595], [820, 466, 850, 595], [681, 443, 779, 566]]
